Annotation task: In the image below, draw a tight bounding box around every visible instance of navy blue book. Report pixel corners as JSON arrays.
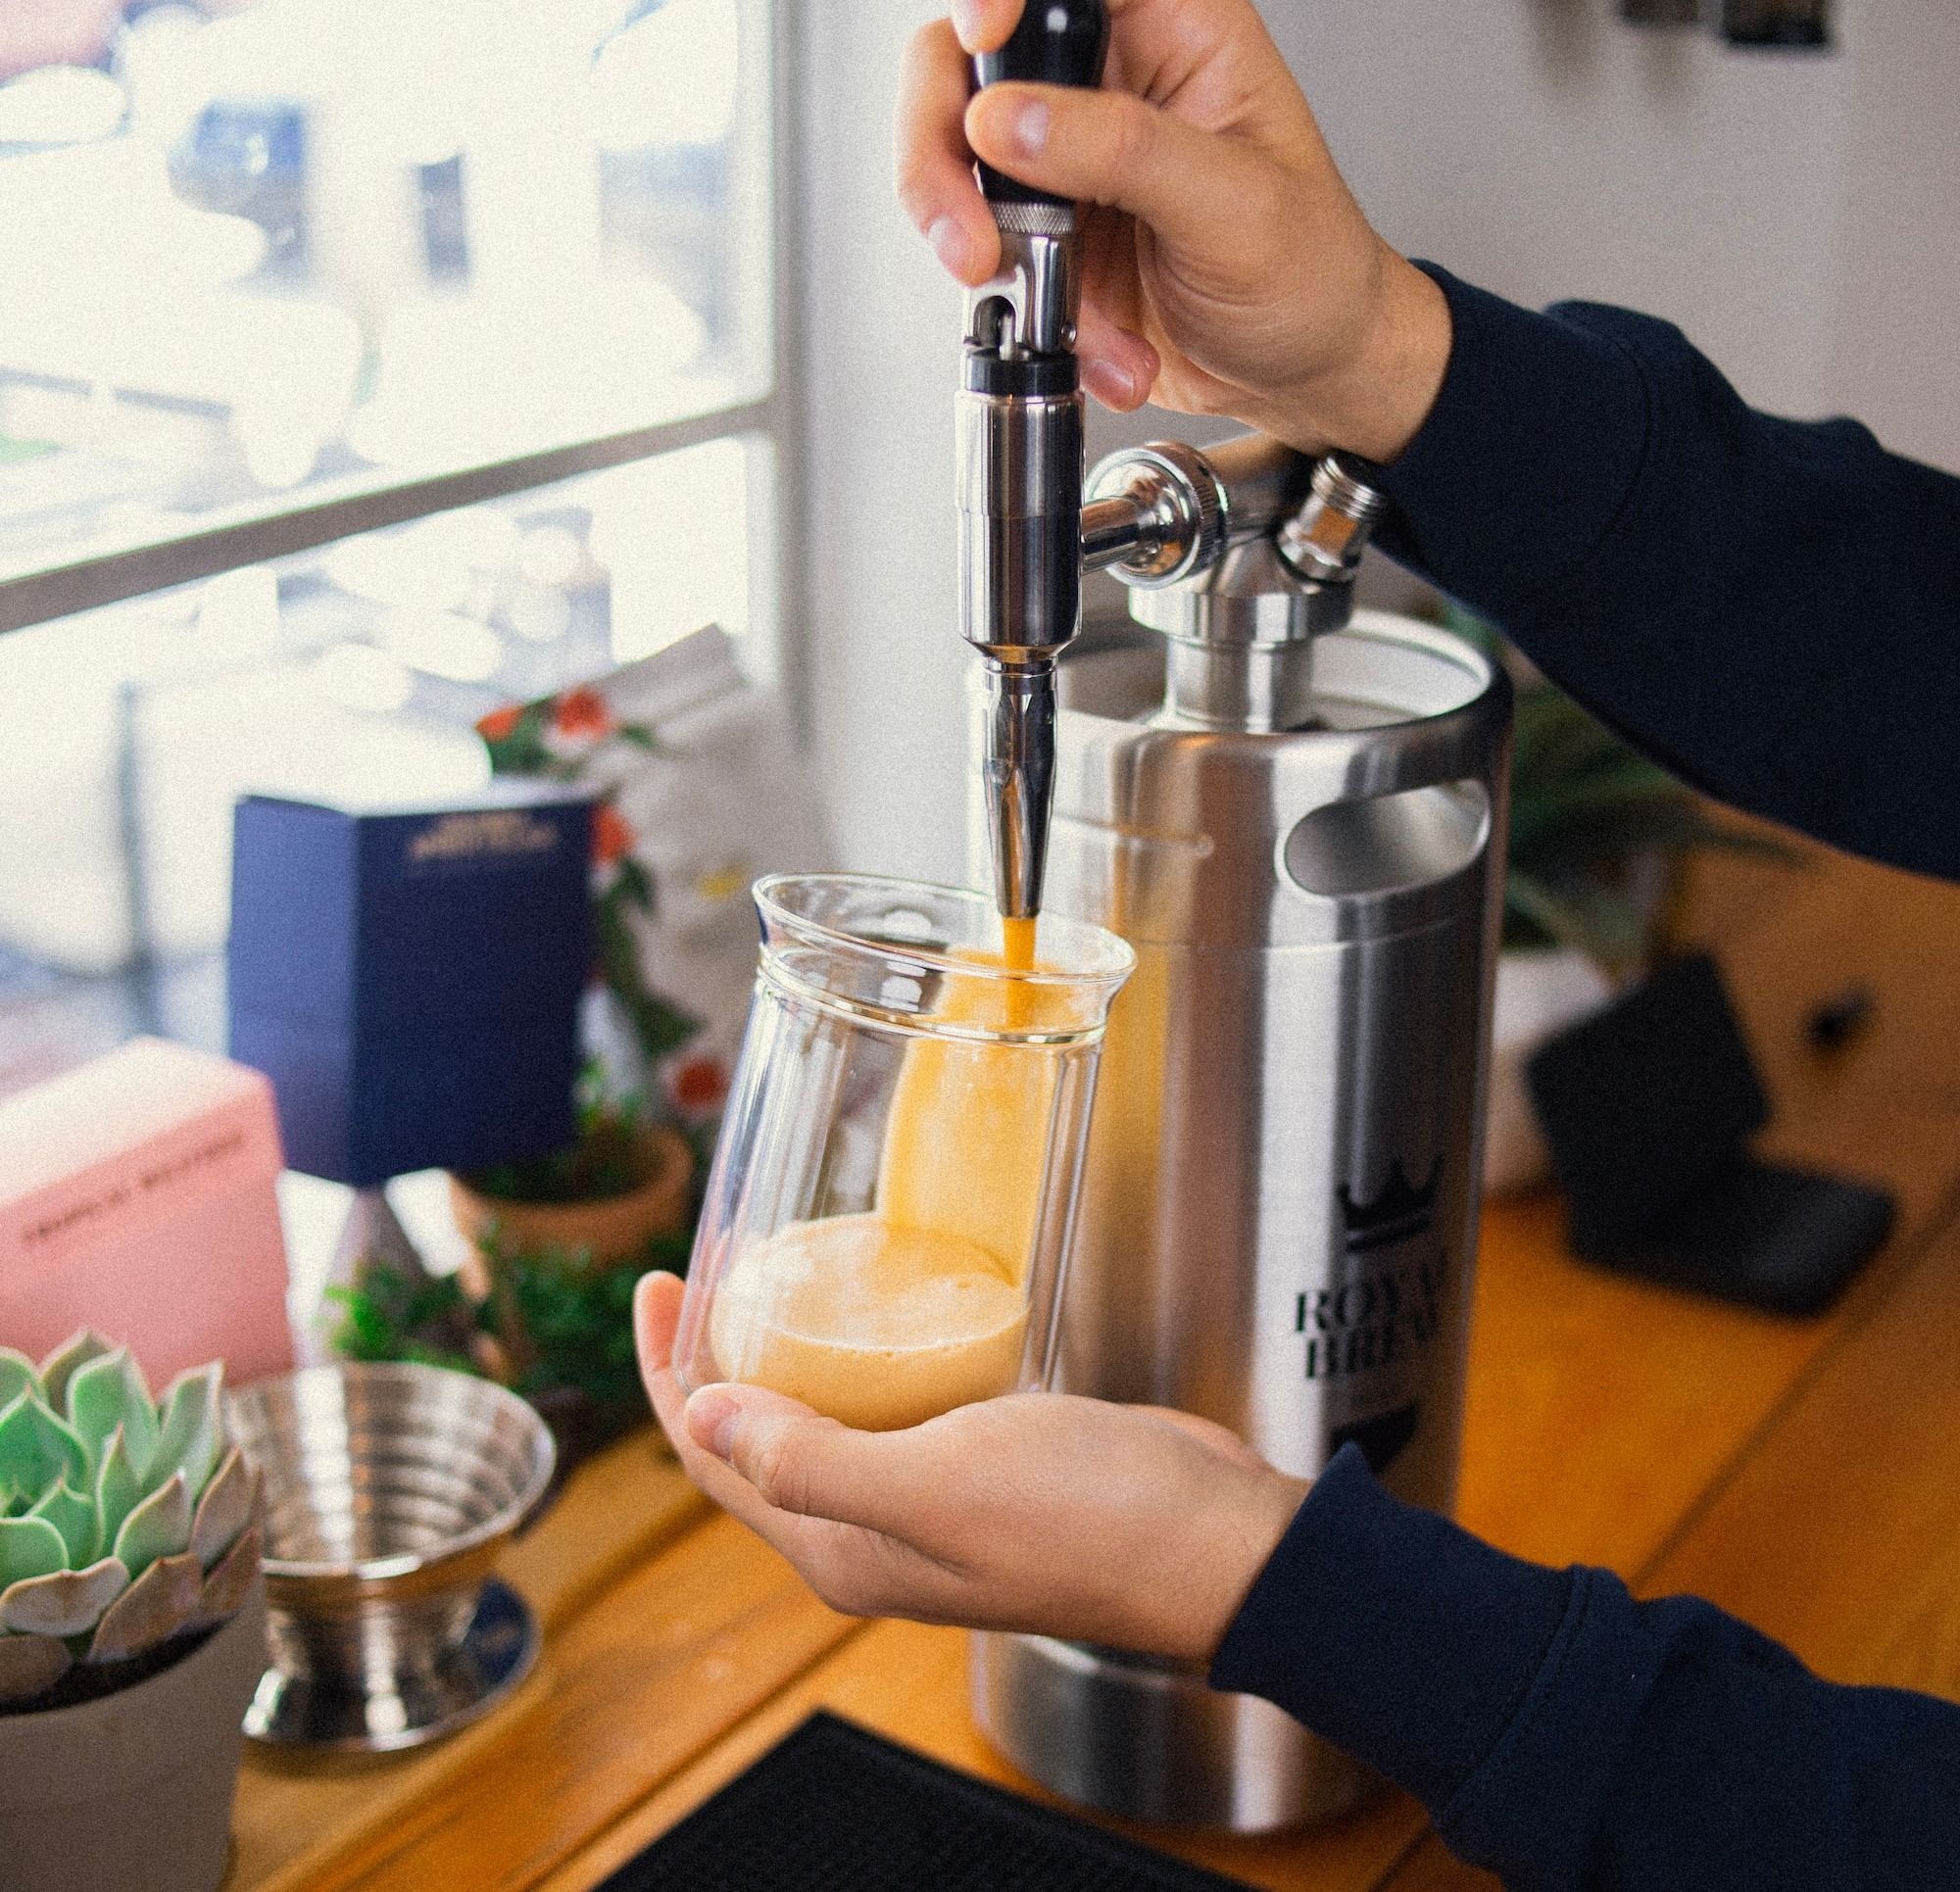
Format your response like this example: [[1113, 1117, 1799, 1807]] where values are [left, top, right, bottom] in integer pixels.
[[227, 785, 594, 1186]]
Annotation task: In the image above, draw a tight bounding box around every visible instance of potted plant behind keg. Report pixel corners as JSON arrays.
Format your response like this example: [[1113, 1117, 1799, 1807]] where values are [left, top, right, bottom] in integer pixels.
[[331, 1071, 700, 1469], [1450, 608, 1801, 1191], [450, 1074, 698, 1460], [0, 1333, 265, 1892]]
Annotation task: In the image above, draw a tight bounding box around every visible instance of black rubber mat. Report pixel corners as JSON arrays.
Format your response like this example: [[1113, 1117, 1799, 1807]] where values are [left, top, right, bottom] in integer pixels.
[[596, 1711, 1256, 1891]]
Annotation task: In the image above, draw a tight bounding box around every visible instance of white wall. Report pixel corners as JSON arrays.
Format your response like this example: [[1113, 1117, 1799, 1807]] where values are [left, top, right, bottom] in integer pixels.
[[795, 0, 1960, 883], [795, 2, 969, 882], [1821, 1, 1960, 468]]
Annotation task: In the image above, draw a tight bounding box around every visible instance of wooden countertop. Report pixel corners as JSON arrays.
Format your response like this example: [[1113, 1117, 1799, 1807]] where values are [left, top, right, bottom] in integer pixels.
[[227, 843, 1960, 1892]]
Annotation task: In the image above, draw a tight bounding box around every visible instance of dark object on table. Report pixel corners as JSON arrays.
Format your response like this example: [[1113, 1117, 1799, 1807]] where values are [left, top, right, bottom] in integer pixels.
[[1526, 952, 1893, 1315], [1805, 982, 1876, 1053], [597, 1712, 1254, 1892]]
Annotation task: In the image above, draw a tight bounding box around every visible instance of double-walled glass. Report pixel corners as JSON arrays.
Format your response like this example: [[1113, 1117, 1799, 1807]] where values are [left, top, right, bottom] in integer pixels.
[[674, 874, 1134, 1430]]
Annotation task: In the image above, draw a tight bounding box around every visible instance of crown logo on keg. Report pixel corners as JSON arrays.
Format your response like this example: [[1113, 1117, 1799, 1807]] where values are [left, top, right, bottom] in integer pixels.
[[1339, 1158, 1441, 1253]]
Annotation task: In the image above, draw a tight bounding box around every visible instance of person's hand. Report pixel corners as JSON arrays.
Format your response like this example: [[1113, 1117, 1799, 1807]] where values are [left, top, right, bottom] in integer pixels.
[[897, 0, 1450, 463], [634, 1271, 1307, 1664]]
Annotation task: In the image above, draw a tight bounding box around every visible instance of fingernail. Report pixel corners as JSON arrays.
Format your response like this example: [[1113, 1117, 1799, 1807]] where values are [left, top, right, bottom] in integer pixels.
[[1014, 99, 1050, 156], [950, 0, 983, 47], [688, 1390, 741, 1460], [927, 215, 969, 277], [1085, 358, 1139, 408]]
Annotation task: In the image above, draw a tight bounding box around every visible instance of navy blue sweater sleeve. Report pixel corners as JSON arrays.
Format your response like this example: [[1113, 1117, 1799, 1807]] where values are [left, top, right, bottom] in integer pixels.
[[1373, 267, 1960, 883], [1211, 1446, 1960, 1891]]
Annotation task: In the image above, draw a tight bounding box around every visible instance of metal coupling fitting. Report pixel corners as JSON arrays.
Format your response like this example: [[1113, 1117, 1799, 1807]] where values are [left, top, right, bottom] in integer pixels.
[[1277, 453, 1388, 586]]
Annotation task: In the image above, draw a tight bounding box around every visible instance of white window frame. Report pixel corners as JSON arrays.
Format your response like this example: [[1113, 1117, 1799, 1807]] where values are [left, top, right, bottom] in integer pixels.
[[0, 0, 808, 722]]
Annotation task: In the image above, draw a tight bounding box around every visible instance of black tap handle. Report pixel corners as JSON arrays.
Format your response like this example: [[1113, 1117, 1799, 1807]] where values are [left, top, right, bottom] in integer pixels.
[[973, 0, 1110, 210]]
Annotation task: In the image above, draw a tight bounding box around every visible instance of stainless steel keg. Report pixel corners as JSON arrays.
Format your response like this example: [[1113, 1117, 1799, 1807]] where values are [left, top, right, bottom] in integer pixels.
[[967, 435, 1513, 1831]]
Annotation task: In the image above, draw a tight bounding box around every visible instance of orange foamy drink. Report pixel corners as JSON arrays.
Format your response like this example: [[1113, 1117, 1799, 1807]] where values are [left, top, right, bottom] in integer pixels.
[[705, 907, 1068, 1431]]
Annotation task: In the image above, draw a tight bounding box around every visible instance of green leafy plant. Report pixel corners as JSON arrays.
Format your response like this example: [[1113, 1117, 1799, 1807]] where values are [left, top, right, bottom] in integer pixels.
[[476, 687, 702, 1073], [328, 1227, 690, 1412], [593, 849, 704, 1066], [478, 1226, 691, 1408], [326, 1262, 478, 1376], [1447, 606, 1798, 971], [0, 1335, 260, 1713], [330, 1077, 697, 1419]]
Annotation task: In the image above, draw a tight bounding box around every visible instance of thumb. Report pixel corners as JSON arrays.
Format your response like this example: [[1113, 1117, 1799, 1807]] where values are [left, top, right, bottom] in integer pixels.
[[685, 1384, 903, 1528], [632, 1267, 685, 1378], [965, 80, 1273, 255]]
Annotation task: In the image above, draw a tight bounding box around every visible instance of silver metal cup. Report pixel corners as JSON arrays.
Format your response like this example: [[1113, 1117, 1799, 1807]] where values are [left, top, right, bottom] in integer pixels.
[[228, 1362, 555, 1752]]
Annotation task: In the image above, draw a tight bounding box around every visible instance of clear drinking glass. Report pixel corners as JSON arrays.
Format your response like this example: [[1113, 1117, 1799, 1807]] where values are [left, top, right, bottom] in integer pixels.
[[673, 874, 1134, 1430]]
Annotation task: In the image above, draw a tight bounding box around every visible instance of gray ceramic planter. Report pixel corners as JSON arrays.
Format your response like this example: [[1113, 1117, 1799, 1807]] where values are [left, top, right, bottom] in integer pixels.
[[0, 1584, 268, 1892]]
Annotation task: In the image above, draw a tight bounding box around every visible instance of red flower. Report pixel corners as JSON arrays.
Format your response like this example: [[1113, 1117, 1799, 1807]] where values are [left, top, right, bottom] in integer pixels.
[[553, 686, 612, 740], [593, 801, 635, 866], [477, 703, 522, 742], [670, 1056, 728, 1114]]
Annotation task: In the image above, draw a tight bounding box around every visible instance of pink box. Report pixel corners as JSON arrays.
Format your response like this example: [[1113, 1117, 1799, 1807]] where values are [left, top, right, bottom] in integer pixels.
[[0, 1038, 294, 1387]]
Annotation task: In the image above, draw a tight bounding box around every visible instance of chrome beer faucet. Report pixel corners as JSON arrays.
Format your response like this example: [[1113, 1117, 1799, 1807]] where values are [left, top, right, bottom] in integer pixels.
[[957, 0, 1108, 921], [957, 11, 1394, 916]]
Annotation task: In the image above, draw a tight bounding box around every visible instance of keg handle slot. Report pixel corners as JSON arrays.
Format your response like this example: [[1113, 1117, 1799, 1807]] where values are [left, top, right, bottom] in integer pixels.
[[1282, 780, 1492, 899]]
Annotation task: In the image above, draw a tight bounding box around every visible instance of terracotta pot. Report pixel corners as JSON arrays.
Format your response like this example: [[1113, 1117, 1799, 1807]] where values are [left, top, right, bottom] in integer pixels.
[[450, 1124, 694, 1273], [0, 1584, 269, 1892]]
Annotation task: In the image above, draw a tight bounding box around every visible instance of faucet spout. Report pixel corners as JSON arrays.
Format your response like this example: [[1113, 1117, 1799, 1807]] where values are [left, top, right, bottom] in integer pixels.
[[979, 660, 1057, 921]]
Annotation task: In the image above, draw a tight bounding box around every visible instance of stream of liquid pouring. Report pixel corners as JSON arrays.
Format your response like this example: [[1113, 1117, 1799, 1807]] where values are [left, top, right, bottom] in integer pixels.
[[1001, 914, 1037, 1028], [1001, 914, 1038, 975]]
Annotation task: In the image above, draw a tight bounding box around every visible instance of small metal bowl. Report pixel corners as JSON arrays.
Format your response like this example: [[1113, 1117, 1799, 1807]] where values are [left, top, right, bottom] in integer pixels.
[[228, 1362, 556, 1752]]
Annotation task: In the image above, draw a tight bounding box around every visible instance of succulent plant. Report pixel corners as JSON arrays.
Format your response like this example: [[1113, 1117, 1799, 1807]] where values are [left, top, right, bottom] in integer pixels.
[[0, 1332, 261, 1713]]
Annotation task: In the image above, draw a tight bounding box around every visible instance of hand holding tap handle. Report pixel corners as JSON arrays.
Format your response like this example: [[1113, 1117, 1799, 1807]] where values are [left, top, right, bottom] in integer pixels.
[[957, 0, 1108, 924], [905, 0, 1450, 456], [972, 0, 1111, 213]]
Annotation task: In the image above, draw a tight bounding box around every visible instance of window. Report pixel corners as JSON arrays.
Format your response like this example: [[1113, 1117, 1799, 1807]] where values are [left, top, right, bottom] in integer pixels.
[[0, 0, 795, 1098]]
